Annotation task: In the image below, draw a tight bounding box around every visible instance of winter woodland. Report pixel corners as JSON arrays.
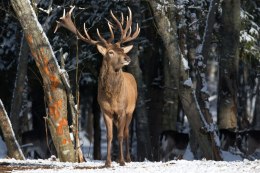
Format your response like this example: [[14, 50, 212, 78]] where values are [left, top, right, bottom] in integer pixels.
[[0, 0, 260, 172]]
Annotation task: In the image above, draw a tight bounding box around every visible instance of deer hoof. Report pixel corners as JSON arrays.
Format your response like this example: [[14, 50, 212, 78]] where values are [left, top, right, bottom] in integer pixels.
[[119, 161, 125, 166], [126, 157, 131, 163], [105, 160, 112, 167]]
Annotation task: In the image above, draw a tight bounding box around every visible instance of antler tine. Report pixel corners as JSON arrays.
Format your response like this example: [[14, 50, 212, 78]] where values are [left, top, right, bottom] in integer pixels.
[[125, 26, 132, 41], [110, 7, 139, 45], [120, 12, 124, 25], [55, 6, 99, 45], [123, 7, 132, 38], [83, 23, 99, 45], [110, 10, 124, 41], [96, 28, 109, 47], [107, 21, 115, 44], [122, 23, 140, 43]]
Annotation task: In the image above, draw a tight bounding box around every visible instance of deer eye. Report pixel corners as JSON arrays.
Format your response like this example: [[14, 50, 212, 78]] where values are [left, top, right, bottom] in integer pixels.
[[108, 50, 114, 56]]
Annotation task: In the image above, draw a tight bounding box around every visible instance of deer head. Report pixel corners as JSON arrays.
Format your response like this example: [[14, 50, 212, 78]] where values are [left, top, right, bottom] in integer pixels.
[[54, 6, 140, 72]]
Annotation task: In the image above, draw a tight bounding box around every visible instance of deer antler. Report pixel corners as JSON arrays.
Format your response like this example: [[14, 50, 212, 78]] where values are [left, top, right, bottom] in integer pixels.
[[55, 7, 140, 47], [110, 7, 140, 45], [54, 6, 101, 46]]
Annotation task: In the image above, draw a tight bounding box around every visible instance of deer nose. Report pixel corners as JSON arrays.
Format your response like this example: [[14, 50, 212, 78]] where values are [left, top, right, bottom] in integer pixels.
[[124, 56, 131, 63]]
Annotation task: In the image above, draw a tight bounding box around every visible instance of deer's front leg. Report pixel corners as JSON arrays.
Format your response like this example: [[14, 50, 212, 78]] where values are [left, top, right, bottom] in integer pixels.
[[118, 114, 126, 166], [125, 113, 132, 162], [103, 113, 113, 167]]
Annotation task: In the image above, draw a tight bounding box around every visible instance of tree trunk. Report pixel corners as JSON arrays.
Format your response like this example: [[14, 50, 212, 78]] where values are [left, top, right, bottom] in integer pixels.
[[11, 0, 75, 162], [162, 46, 179, 131], [0, 99, 25, 160], [149, 0, 222, 160], [217, 0, 240, 130], [127, 0, 152, 161], [201, 0, 220, 61], [128, 46, 152, 161], [185, 2, 201, 158], [59, 52, 84, 162], [10, 35, 29, 141], [195, 0, 222, 160], [129, 48, 153, 159], [252, 82, 260, 129], [93, 92, 101, 160]]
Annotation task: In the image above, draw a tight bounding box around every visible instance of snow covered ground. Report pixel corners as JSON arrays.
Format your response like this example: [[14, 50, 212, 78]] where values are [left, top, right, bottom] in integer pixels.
[[1, 135, 260, 173], [2, 134, 260, 173], [1, 110, 259, 173], [0, 158, 259, 173]]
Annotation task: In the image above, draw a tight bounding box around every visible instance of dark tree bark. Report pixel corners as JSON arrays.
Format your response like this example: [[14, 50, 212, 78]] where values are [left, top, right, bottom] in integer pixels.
[[141, 3, 164, 161], [162, 43, 179, 132], [93, 92, 101, 160], [10, 35, 29, 139], [127, 0, 152, 161], [238, 1, 260, 131], [149, 0, 222, 160], [252, 83, 260, 129], [10, 0, 75, 162], [129, 47, 152, 161], [184, 1, 201, 158], [0, 99, 25, 160], [201, 0, 220, 61], [217, 0, 240, 131]]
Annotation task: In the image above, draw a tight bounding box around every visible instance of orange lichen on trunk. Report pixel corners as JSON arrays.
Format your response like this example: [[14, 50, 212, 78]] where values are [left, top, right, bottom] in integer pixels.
[[62, 138, 68, 145], [56, 118, 68, 136], [40, 51, 60, 91], [26, 34, 33, 45], [49, 99, 63, 120], [37, 48, 68, 138]]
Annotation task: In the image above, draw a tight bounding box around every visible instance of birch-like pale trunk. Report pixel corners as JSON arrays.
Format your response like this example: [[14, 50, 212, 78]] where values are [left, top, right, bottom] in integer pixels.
[[0, 99, 25, 160], [10, 0, 76, 162]]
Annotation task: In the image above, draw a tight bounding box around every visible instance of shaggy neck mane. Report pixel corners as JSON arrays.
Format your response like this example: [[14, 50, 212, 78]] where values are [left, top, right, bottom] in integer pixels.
[[99, 60, 124, 98]]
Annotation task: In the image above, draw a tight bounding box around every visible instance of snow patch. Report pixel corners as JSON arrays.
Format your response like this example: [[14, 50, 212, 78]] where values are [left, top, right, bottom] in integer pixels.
[[201, 85, 209, 95], [249, 27, 258, 36], [181, 56, 190, 70], [2, 158, 260, 173], [183, 78, 193, 88], [0, 136, 7, 158], [240, 30, 256, 42]]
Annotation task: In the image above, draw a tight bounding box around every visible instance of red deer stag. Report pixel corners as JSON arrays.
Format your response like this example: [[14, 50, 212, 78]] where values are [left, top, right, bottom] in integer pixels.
[[55, 7, 140, 167]]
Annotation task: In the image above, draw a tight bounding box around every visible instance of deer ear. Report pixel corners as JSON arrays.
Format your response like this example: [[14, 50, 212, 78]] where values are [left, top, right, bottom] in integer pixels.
[[122, 45, 133, 54], [97, 44, 107, 56]]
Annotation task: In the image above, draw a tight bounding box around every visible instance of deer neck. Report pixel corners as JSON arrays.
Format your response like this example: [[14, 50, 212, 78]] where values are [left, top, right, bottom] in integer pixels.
[[99, 61, 124, 98]]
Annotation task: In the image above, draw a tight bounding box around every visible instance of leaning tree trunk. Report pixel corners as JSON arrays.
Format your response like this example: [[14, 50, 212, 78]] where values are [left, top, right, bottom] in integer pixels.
[[185, 2, 202, 158], [149, 0, 222, 160], [0, 99, 25, 160], [195, 0, 221, 159], [217, 0, 240, 131], [11, 0, 75, 162]]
